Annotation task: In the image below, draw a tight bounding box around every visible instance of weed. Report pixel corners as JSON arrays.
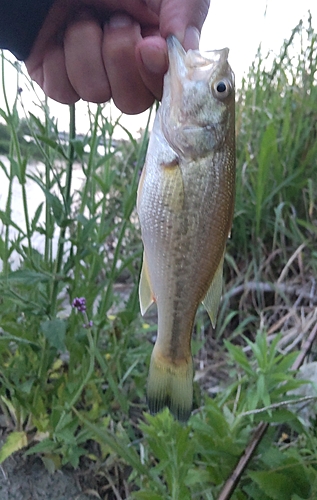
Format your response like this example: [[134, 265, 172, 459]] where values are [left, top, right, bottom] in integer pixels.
[[0, 15, 317, 500]]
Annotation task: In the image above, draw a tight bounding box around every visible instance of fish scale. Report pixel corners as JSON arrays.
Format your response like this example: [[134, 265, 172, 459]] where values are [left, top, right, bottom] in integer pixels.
[[137, 36, 235, 421]]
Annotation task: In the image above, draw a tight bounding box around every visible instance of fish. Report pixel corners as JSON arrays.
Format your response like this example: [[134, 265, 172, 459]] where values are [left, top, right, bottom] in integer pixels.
[[137, 36, 235, 422]]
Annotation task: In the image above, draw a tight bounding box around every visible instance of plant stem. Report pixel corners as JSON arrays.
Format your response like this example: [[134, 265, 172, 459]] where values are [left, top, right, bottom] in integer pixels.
[[50, 104, 75, 315], [56, 321, 95, 432], [79, 105, 100, 214], [1, 52, 32, 268], [73, 104, 101, 292], [69, 326, 95, 409], [44, 98, 52, 265], [1, 54, 12, 276]]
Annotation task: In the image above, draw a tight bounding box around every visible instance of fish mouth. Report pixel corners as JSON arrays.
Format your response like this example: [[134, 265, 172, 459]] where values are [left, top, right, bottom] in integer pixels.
[[161, 36, 234, 158], [167, 36, 230, 82], [181, 122, 223, 131], [181, 116, 228, 135]]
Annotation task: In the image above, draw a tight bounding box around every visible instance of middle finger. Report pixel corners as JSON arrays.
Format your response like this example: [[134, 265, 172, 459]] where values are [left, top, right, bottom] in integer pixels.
[[102, 14, 155, 114]]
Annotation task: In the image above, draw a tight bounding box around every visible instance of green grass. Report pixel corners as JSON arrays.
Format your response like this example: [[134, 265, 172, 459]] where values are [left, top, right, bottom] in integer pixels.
[[233, 17, 317, 253], [0, 16, 317, 500]]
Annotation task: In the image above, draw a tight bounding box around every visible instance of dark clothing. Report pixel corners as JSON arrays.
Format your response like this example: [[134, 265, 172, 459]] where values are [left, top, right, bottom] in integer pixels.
[[0, 1, 55, 60]]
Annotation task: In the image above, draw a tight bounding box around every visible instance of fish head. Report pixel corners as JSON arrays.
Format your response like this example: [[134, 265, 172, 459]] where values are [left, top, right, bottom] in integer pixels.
[[160, 36, 235, 158]]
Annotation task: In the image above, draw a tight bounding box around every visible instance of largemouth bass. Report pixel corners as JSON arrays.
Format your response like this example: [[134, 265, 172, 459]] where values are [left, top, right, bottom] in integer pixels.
[[137, 36, 235, 421]]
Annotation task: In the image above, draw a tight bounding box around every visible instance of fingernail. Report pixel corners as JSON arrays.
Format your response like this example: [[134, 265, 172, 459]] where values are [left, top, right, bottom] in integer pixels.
[[108, 14, 134, 29], [183, 26, 200, 50]]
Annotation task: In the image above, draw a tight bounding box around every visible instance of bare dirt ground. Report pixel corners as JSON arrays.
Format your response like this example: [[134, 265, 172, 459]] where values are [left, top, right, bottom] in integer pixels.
[[0, 443, 94, 500]]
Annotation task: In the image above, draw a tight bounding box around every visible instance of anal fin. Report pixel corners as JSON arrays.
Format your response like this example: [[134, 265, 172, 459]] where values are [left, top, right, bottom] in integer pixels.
[[202, 253, 224, 328], [139, 253, 154, 316]]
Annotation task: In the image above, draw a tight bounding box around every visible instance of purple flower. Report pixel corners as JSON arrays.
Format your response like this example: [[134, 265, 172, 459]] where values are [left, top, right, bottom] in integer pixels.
[[83, 320, 93, 329], [72, 297, 86, 312]]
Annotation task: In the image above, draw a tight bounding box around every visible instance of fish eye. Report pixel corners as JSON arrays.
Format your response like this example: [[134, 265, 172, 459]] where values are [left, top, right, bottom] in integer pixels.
[[213, 79, 232, 99], [216, 81, 227, 93]]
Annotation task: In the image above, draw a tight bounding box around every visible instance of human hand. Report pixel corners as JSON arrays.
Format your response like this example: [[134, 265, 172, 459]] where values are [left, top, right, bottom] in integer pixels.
[[25, 0, 210, 114]]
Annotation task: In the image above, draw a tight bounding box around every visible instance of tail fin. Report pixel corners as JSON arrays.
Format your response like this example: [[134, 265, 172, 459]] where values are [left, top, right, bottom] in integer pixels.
[[147, 347, 194, 422]]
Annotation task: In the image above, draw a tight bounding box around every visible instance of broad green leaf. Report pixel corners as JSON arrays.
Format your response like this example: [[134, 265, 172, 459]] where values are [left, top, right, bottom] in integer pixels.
[[61, 446, 87, 467], [275, 352, 298, 372], [243, 481, 272, 500], [28, 113, 46, 134], [260, 447, 286, 468], [0, 431, 28, 464], [41, 454, 61, 474], [44, 190, 65, 226], [0, 269, 50, 284], [40, 319, 67, 352], [36, 135, 67, 158], [0, 332, 40, 349], [258, 409, 300, 425], [249, 467, 310, 500], [0, 108, 9, 123], [7, 157, 23, 182], [0, 209, 25, 233], [134, 492, 165, 500], [75, 411, 152, 480], [249, 470, 291, 500], [25, 438, 57, 455], [31, 202, 44, 230], [224, 341, 253, 375]]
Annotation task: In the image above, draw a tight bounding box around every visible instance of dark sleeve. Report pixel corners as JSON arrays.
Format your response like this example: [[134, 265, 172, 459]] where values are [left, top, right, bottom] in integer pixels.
[[0, 0, 55, 60]]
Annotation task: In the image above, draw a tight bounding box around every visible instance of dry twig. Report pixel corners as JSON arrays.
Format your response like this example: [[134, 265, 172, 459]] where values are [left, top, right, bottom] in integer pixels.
[[223, 279, 316, 304]]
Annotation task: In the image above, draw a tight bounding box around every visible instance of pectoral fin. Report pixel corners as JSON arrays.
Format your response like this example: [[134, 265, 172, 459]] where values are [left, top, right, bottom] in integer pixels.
[[136, 163, 146, 210], [139, 253, 154, 316], [202, 254, 224, 327], [162, 160, 184, 213]]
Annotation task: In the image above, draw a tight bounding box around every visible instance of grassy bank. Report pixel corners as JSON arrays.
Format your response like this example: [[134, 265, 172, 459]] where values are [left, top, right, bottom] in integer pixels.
[[0, 17, 317, 500]]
